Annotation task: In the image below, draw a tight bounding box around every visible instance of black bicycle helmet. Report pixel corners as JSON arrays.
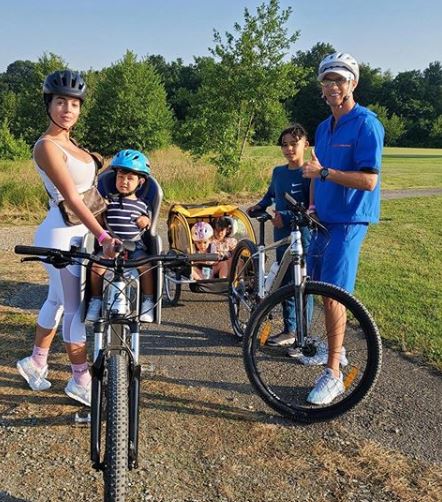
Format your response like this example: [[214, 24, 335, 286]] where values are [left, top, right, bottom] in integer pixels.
[[43, 70, 86, 106]]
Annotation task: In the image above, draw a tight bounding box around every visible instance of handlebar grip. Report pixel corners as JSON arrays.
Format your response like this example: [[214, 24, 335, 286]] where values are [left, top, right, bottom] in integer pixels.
[[284, 192, 300, 207], [248, 207, 270, 219], [14, 245, 54, 256]]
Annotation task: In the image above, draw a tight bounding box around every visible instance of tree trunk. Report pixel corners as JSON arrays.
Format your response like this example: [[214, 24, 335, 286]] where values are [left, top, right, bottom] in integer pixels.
[[239, 110, 254, 161]]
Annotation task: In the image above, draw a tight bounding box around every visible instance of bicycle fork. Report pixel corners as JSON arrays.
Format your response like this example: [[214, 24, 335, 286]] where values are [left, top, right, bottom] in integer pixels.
[[290, 229, 308, 349], [90, 320, 141, 471]]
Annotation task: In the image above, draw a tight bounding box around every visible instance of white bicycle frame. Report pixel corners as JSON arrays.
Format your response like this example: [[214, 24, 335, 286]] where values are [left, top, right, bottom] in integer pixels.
[[256, 227, 307, 299]]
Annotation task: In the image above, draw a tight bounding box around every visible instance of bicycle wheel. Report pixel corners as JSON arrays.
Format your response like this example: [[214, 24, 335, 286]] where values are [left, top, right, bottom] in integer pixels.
[[228, 239, 259, 338], [243, 281, 382, 422], [163, 269, 181, 306], [104, 352, 129, 501]]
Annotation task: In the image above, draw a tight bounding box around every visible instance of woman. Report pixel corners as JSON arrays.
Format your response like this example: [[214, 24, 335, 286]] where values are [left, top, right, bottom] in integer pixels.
[[16, 70, 118, 406]]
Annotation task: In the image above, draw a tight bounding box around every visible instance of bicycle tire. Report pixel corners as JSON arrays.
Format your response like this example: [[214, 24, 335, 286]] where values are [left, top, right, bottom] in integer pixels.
[[243, 281, 382, 422], [104, 352, 129, 501], [163, 270, 182, 306], [228, 239, 259, 338]]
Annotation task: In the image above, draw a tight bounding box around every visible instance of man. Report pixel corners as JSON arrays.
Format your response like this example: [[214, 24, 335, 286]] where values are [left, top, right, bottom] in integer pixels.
[[300, 52, 384, 405]]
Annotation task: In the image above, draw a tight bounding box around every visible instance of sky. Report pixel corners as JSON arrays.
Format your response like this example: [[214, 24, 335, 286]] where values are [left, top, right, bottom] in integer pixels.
[[1, 0, 441, 76]]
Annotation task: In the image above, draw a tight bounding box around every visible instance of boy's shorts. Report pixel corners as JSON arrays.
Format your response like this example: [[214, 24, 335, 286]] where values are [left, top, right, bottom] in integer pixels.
[[97, 240, 147, 260], [306, 223, 368, 293], [127, 240, 148, 260]]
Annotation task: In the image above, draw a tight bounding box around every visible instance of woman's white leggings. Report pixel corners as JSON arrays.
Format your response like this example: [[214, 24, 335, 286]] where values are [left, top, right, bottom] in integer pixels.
[[35, 207, 88, 344]]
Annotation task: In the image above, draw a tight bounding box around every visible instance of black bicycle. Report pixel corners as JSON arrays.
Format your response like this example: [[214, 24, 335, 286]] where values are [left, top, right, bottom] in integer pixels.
[[15, 243, 217, 501], [234, 194, 382, 422]]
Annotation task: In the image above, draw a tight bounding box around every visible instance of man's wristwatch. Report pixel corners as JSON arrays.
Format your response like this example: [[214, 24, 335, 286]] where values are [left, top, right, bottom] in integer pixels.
[[320, 167, 330, 182]]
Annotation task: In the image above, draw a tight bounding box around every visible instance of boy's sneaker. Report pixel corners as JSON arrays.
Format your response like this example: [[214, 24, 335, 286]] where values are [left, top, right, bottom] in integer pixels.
[[86, 297, 102, 321], [306, 368, 345, 405], [140, 298, 155, 323], [266, 331, 296, 347], [64, 378, 91, 407], [288, 341, 348, 367], [16, 356, 51, 391]]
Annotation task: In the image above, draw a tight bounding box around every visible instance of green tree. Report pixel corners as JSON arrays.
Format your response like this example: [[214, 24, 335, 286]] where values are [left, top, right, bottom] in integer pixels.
[[0, 119, 30, 160], [73, 69, 104, 146], [146, 55, 202, 123], [0, 90, 17, 124], [253, 100, 289, 145], [182, 0, 302, 175], [286, 42, 335, 142], [2, 60, 36, 94], [11, 53, 66, 145], [86, 51, 173, 156], [368, 104, 405, 146], [429, 115, 442, 147]]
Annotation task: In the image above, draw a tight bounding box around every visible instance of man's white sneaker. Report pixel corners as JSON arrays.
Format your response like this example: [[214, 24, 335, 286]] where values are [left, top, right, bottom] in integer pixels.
[[288, 341, 348, 367], [17, 356, 51, 391], [140, 298, 155, 323], [306, 368, 345, 405], [86, 297, 102, 321], [64, 378, 91, 407], [267, 331, 296, 347]]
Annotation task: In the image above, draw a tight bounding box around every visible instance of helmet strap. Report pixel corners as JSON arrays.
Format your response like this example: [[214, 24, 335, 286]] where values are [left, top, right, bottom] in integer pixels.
[[321, 81, 354, 110], [46, 108, 71, 132]]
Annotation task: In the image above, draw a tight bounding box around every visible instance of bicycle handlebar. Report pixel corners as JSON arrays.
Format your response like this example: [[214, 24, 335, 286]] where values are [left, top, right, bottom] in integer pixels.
[[14, 245, 219, 269], [283, 193, 327, 233]]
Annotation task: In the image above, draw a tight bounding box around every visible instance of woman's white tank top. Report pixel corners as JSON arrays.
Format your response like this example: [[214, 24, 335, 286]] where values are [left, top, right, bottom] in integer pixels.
[[33, 138, 96, 207]]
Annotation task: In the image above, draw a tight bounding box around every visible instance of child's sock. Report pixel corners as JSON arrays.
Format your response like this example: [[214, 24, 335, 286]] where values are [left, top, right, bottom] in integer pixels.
[[31, 345, 49, 369], [71, 362, 91, 388]]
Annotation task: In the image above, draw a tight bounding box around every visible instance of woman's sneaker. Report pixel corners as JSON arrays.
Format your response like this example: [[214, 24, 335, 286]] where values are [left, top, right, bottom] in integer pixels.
[[64, 378, 91, 407], [306, 368, 344, 405], [16, 356, 51, 391], [86, 297, 102, 321], [140, 297, 155, 323]]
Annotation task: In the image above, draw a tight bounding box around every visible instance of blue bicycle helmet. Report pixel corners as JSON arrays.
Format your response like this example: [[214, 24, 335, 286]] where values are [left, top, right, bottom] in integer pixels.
[[110, 149, 151, 179]]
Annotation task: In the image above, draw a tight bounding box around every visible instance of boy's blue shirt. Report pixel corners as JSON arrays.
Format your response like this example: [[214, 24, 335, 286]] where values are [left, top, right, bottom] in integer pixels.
[[314, 103, 384, 224], [258, 164, 310, 231], [257, 164, 310, 248]]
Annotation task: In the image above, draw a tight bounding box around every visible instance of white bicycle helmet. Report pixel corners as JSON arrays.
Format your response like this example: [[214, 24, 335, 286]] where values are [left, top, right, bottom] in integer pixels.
[[318, 52, 359, 82], [191, 221, 214, 242]]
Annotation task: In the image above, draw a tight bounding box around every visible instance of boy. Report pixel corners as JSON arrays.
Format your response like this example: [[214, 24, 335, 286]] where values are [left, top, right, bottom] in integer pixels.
[[247, 124, 311, 345], [86, 149, 155, 323]]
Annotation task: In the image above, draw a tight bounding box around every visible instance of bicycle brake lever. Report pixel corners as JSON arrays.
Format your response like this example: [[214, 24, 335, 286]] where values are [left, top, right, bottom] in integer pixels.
[[44, 256, 72, 269], [21, 257, 42, 263]]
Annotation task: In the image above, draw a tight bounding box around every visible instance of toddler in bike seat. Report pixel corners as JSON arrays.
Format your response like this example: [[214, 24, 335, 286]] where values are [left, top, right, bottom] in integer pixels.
[[86, 149, 155, 323]]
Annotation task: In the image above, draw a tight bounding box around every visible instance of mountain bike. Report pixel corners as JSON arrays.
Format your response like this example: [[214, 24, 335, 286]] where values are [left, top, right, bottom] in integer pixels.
[[15, 243, 217, 501], [228, 198, 310, 339], [229, 194, 382, 422]]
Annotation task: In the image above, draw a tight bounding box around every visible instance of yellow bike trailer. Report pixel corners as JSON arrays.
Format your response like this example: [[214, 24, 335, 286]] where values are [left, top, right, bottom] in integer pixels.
[[164, 202, 256, 303]]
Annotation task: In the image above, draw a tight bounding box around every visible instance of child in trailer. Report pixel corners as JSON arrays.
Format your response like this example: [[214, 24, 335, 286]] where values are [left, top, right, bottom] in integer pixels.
[[190, 221, 216, 280], [211, 217, 238, 278], [86, 149, 156, 323]]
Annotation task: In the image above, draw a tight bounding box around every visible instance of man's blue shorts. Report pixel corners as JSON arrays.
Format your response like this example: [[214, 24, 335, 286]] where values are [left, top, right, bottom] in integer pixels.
[[306, 223, 368, 293]]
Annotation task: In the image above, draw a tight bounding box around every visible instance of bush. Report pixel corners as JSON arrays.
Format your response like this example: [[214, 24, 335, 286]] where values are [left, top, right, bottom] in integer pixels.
[[0, 120, 30, 160]]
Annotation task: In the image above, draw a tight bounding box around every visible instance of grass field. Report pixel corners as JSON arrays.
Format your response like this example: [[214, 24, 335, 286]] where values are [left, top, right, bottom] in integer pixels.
[[1, 146, 441, 222], [356, 196, 442, 370]]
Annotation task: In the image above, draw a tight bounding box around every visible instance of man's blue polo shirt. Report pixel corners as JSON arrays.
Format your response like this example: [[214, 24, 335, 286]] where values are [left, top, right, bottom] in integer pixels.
[[314, 104, 384, 224]]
